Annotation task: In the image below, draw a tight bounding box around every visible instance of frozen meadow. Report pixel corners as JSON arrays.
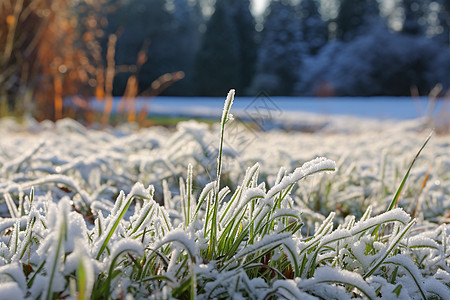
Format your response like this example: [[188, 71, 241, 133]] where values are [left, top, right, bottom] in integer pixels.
[[0, 90, 449, 299]]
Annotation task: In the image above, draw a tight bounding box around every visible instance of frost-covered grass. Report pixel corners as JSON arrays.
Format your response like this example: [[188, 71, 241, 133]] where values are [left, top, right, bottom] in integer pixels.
[[0, 90, 449, 299]]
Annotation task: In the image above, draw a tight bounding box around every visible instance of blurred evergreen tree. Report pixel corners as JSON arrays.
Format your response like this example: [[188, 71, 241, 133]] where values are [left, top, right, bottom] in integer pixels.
[[193, 0, 241, 96], [250, 0, 304, 95], [296, 0, 328, 55], [296, 23, 447, 97], [162, 0, 204, 95], [440, 0, 450, 45], [228, 0, 258, 94], [335, 0, 379, 41], [401, 0, 428, 35]]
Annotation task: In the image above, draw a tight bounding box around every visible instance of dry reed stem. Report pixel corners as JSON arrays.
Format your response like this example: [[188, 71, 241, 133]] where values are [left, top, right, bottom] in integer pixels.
[[413, 164, 432, 218], [102, 33, 117, 125], [53, 74, 63, 120]]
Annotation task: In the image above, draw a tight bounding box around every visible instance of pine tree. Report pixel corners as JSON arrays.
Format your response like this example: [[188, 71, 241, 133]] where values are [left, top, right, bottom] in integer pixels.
[[401, 0, 428, 35], [193, 0, 241, 96], [164, 0, 204, 95], [250, 0, 304, 95], [228, 0, 257, 94], [438, 0, 450, 45], [296, 0, 328, 55], [335, 0, 379, 41]]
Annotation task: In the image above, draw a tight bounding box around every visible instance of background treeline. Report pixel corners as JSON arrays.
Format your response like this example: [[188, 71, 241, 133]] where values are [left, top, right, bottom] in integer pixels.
[[100, 0, 450, 97], [2, 0, 450, 121]]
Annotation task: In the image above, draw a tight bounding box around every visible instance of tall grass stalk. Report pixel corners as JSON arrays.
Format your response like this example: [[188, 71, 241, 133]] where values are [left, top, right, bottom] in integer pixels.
[[101, 34, 117, 126], [371, 131, 433, 240], [96, 192, 133, 260], [208, 89, 235, 259], [386, 131, 433, 212], [43, 201, 68, 300]]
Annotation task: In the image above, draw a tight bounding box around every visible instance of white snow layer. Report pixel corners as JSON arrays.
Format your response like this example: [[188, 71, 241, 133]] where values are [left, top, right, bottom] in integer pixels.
[[0, 114, 449, 299]]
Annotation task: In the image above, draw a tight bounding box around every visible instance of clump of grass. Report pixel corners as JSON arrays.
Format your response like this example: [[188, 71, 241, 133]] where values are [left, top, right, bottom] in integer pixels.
[[0, 90, 448, 299]]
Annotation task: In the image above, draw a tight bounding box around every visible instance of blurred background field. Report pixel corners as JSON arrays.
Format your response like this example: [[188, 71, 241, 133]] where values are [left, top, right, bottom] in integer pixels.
[[1, 0, 450, 126]]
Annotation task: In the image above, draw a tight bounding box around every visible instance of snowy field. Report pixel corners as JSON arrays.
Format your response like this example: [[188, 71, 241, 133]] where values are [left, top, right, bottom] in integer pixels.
[[87, 95, 449, 122], [0, 91, 449, 299]]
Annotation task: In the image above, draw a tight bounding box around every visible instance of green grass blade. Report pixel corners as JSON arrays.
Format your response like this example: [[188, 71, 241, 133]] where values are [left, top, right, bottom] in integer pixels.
[[76, 255, 93, 300], [386, 131, 432, 212], [364, 219, 416, 279], [96, 193, 134, 260], [383, 259, 427, 299], [104, 239, 143, 299], [216, 89, 235, 190], [209, 89, 235, 260], [45, 209, 67, 300]]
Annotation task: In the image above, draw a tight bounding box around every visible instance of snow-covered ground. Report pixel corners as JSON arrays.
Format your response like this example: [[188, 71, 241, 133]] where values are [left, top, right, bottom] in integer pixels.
[[0, 101, 449, 298], [86, 95, 449, 121], [1, 112, 447, 222]]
